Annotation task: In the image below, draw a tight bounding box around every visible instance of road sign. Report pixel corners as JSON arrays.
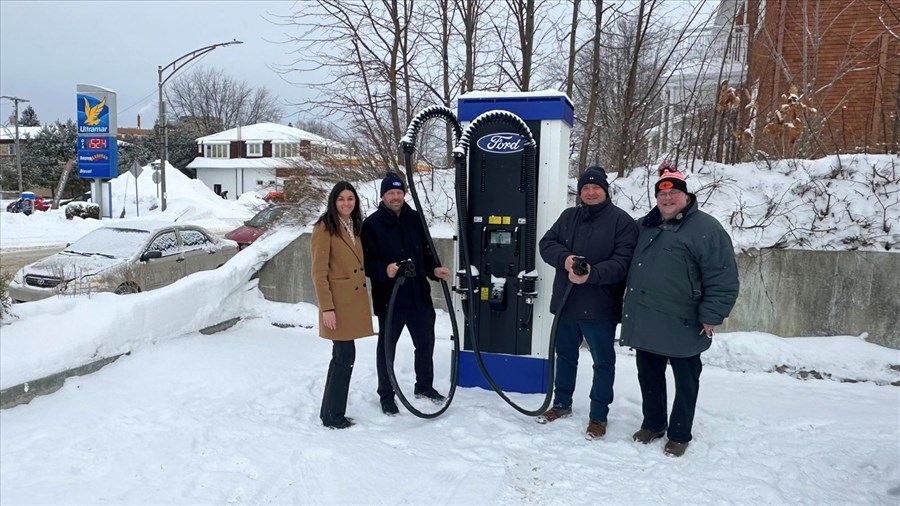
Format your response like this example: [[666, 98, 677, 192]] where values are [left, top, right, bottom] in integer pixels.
[[129, 160, 143, 179], [152, 171, 160, 184]]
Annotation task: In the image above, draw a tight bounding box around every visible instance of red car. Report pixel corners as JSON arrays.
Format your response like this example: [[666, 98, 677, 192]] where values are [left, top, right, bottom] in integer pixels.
[[225, 205, 292, 249], [6, 196, 50, 214]]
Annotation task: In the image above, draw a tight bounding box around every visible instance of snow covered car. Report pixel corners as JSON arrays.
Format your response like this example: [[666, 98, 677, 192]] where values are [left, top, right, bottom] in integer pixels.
[[6, 196, 50, 214], [225, 204, 291, 249], [8, 222, 239, 303]]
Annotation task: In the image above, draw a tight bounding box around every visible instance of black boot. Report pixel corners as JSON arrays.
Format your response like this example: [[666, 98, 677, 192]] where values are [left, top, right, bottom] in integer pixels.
[[320, 341, 356, 427]]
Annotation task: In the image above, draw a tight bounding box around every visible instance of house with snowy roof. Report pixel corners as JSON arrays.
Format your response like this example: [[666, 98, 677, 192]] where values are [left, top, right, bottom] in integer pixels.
[[187, 122, 349, 199], [0, 125, 43, 159]]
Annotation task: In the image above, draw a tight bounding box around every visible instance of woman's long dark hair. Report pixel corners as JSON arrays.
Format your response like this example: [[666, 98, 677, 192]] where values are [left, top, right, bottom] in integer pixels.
[[316, 181, 363, 236]]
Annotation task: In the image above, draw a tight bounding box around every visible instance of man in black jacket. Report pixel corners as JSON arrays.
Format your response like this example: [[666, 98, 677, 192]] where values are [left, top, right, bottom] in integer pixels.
[[537, 166, 639, 440], [361, 172, 451, 416]]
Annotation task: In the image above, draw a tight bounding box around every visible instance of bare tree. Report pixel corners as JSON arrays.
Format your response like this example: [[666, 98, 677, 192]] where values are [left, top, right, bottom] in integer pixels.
[[454, 0, 489, 93], [575, 0, 607, 173], [565, 0, 582, 99], [272, 0, 420, 173], [167, 67, 283, 135]]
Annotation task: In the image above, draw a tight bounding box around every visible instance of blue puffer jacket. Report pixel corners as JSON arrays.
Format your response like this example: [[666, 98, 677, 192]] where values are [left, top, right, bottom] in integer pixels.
[[539, 200, 639, 321], [619, 197, 739, 357]]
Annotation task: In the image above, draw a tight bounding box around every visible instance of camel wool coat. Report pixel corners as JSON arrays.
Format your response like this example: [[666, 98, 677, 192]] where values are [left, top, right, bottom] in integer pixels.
[[310, 221, 374, 341]]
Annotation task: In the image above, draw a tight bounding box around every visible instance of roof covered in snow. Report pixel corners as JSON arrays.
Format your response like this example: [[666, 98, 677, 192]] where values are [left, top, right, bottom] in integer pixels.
[[194, 122, 343, 147], [0, 126, 43, 141]]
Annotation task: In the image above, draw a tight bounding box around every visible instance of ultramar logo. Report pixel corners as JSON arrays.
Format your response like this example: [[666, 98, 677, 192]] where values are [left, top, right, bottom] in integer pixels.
[[77, 94, 110, 134], [477, 133, 525, 154]]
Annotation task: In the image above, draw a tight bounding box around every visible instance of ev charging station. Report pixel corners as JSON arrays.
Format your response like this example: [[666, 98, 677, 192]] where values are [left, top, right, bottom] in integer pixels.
[[453, 91, 573, 395]]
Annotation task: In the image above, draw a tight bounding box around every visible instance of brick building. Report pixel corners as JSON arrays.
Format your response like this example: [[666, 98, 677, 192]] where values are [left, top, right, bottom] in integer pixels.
[[744, 0, 899, 155]]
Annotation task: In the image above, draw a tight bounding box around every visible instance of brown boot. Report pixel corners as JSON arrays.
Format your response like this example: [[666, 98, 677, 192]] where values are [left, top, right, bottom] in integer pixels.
[[664, 440, 689, 457], [585, 419, 607, 440], [535, 407, 572, 424], [632, 428, 666, 444]]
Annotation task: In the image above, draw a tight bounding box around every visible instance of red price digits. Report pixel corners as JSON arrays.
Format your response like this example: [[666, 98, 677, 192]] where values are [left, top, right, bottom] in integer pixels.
[[88, 138, 107, 149]]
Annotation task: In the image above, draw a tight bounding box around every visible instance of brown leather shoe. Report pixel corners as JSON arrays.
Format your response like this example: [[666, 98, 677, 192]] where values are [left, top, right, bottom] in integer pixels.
[[632, 428, 666, 444], [664, 440, 689, 457], [585, 419, 607, 440], [535, 407, 572, 424]]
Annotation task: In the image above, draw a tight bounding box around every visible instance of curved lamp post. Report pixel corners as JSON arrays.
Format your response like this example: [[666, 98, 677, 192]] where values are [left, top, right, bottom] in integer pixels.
[[158, 39, 243, 211]]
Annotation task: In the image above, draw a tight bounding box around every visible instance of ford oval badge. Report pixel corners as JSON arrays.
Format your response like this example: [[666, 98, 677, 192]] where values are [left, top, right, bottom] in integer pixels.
[[477, 133, 525, 154]]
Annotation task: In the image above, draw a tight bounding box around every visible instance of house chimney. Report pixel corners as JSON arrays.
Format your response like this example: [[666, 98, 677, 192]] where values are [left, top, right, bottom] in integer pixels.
[[137, 114, 141, 129]]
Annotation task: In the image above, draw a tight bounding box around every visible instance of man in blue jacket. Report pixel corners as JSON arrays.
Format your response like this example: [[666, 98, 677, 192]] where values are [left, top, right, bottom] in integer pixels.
[[620, 163, 739, 457], [537, 166, 639, 440], [362, 172, 451, 416]]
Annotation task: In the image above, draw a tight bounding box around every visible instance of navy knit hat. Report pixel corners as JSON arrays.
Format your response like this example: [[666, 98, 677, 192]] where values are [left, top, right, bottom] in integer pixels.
[[577, 166, 609, 195], [380, 171, 406, 196]]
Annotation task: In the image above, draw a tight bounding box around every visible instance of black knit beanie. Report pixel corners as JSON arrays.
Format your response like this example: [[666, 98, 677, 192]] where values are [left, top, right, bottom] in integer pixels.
[[380, 171, 406, 196], [577, 166, 609, 195]]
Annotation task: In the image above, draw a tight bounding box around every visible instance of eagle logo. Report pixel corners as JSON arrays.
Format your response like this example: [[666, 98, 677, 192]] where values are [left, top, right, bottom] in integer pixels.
[[83, 97, 106, 126]]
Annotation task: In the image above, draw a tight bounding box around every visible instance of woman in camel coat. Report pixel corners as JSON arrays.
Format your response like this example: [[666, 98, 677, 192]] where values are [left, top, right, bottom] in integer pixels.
[[311, 181, 374, 429]]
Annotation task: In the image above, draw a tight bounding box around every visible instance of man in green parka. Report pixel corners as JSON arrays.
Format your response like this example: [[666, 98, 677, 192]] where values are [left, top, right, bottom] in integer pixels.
[[620, 162, 739, 457]]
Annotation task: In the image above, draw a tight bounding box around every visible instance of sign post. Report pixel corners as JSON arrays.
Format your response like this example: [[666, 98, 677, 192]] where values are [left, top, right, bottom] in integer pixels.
[[76, 84, 118, 219], [129, 160, 143, 216]]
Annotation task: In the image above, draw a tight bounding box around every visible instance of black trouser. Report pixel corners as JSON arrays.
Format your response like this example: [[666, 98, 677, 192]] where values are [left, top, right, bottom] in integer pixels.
[[635, 349, 703, 443], [320, 340, 356, 425], [376, 308, 436, 400]]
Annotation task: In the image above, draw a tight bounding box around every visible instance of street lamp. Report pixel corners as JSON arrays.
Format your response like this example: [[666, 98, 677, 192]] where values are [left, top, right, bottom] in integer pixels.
[[158, 39, 243, 211], [1, 95, 30, 193]]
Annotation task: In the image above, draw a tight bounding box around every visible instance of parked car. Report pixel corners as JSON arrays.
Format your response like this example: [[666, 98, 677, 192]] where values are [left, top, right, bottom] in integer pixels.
[[59, 191, 92, 206], [262, 191, 287, 203], [225, 204, 292, 249], [8, 222, 239, 303], [6, 196, 50, 214]]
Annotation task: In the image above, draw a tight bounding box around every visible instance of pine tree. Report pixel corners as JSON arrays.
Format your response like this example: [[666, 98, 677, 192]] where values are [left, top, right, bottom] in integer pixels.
[[18, 105, 40, 127], [19, 120, 89, 197]]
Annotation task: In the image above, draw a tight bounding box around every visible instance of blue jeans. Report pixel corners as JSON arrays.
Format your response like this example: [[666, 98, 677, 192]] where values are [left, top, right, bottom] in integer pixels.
[[552, 319, 618, 421]]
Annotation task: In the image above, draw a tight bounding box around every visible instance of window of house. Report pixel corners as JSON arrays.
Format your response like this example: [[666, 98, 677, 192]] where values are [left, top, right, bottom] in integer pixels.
[[204, 143, 229, 158], [247, 141, 263, 157], [256, 180, 264, 186], [7, 144, 16, 156], [272, 143, 298, 158]]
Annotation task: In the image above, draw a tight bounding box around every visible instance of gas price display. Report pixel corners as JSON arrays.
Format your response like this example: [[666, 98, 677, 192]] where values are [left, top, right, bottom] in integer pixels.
[[80, 137, 108, 150]]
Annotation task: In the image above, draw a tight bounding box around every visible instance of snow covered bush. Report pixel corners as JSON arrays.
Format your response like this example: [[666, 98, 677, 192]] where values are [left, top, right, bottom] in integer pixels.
[[1, 271, 13, 323], [65, 202, 100, 220]]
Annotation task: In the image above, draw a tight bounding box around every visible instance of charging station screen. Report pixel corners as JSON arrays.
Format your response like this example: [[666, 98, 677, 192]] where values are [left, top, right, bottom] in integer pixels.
[[490, 230, 512, 245]]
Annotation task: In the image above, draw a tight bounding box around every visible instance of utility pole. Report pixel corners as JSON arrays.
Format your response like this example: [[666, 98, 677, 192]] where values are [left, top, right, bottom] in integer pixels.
[[1, 95, 30, 193]]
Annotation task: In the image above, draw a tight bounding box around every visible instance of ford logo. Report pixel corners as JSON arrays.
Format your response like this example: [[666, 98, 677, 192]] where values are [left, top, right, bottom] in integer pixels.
[[476, 133, 525, 154]]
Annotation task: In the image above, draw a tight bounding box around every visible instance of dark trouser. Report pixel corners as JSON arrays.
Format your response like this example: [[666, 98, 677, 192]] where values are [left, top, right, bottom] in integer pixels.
[[635, 349, 703, 443], [320, 340, 356, 425], [376, 308, 436, 400], [553, 318, 618, 421]]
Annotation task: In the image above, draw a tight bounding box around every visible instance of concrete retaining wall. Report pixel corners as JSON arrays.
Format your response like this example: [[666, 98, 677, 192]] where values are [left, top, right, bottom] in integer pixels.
[[259, 235, 900, 349], [721, 249, 900, 349]]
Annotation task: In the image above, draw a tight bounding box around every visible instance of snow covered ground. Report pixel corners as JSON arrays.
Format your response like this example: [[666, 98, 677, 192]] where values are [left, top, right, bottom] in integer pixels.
[[1, 155, 898, 504], [1, 296, 898, 504]]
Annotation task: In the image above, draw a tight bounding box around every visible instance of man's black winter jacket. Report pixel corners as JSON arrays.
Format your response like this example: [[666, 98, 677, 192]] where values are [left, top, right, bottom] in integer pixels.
[[539, 200, 639, 321], [361, 202, 439, 318]]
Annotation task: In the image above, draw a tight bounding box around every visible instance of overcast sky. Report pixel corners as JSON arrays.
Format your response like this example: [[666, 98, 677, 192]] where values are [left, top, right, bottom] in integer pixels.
[[0, 1, 309, 128], [1, 1, 719, 131]]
